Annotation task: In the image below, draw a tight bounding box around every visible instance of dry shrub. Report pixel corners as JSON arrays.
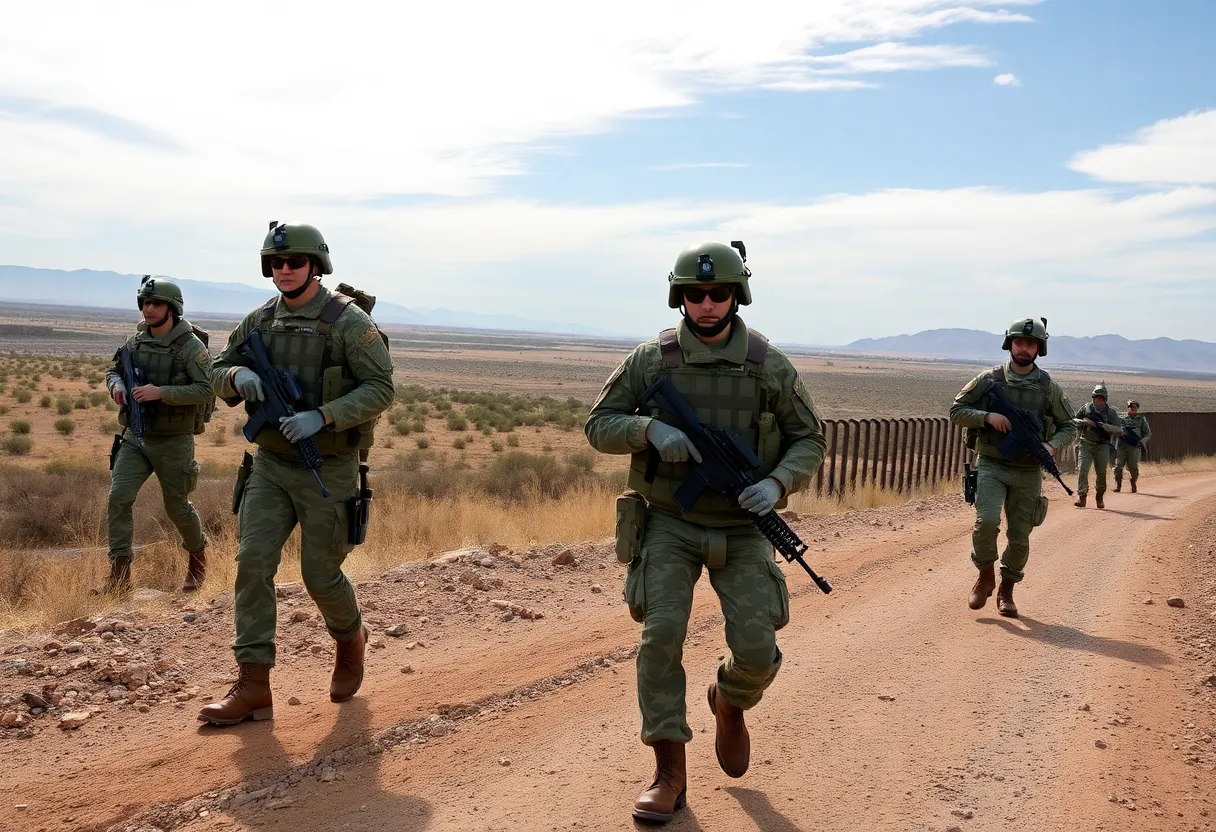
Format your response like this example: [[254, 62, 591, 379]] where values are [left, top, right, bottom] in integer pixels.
[[2, 436, 31, 456]]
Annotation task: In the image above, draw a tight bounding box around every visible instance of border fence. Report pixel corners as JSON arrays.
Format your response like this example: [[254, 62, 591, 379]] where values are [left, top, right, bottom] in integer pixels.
[[813, 412, 1216, 497]]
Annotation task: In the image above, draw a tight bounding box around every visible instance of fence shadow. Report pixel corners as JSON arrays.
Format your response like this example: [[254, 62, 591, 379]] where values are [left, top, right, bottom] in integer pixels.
[[978, 615, 1173, 668], [725, 786, 803, 832]]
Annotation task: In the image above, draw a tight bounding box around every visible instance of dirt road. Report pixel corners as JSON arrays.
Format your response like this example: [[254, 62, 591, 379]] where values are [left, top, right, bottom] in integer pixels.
[[4, 472, 1215, 832]]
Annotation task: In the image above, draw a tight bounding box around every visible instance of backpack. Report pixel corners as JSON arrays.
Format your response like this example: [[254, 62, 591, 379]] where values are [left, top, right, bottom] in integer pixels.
[[172, 324, 216, 432]]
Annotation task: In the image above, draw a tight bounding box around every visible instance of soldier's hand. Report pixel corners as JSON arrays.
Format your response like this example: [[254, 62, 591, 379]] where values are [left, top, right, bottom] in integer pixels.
[[279, 410, 325, 443], [110, 382, 127, 407], [232, 368, 265, 403], [646, 420, 702, 464], [739, 478, 783, 516], [1042, 442, 1056, 457], [985, 413, 1012, 433], [132, 384, 162, 403]]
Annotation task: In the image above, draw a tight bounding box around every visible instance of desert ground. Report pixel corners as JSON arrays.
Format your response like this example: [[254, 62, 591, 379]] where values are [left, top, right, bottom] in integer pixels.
[[0, 303, 1214, 831]]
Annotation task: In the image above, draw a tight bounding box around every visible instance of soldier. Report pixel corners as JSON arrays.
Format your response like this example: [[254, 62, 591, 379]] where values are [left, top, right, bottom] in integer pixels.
[[1114, 399, 1151, 493], [585, 242, 826, 823], [100, 277, 213, 595], [1074, 384, 1122, 508], [950, 318, 1077, 618], [198, 222, 394, 726]]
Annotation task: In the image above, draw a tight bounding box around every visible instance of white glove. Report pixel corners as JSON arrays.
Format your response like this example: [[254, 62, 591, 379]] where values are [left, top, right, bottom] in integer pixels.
[[646, 420, 702, 464], [110, 381, 127, 406], [232, 367, 265, 403], [739, 478, 783, 515]]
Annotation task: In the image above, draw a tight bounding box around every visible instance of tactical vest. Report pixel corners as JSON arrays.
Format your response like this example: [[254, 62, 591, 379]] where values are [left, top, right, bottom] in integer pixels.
[[1080, 402, 1115, 444], [118, 326, 209, 436], [245, 292, 386, 455], [627, 327, 784, 525], [973, 366, 1056, 466]]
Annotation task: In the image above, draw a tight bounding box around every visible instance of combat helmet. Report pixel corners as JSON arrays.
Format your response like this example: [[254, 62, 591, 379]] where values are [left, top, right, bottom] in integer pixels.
[[137, 275, 184, 317], [667, 241, 752, 308], [261, 221, 333, 277], [1127, 399, 1139, 408], [1092, 384, 1108, 398], [1001, 317, 1049, 357]]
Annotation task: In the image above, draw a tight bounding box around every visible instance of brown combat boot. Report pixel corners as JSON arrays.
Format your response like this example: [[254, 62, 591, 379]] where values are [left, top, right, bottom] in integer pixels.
[[91, 559, 132, 596], [996, 578, 1018, 618], [968, 564, 997, 610], [197, 663, 273, 725], [1095, 491, 1105, 510], [707, 683, 750, 778], [330, 625, 369, 703], [1130, 479, 1137, 494], [181, 548, 206, 593], [632, 740, 687, 823], [1074, 494, 1086, 508]]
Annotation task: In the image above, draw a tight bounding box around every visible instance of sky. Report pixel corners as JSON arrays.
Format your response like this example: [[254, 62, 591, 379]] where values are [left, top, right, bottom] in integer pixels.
[[1, 0, 1213, 345]]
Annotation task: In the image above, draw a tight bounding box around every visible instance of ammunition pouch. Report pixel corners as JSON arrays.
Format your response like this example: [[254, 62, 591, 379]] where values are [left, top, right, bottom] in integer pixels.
[[615, 490, 648, 564], [345, 463, 373, 546], [232, 451, 254, 515]]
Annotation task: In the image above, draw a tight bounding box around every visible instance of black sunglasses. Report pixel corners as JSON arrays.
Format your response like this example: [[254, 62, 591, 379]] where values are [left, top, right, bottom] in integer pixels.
[[683, 285, 734, 304], [269, 255, 311, 270]]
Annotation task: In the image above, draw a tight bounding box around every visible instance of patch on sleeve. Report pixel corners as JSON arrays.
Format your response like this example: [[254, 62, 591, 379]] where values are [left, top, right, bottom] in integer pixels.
[[591, 361, 629, 409], [355, 327, 382, 351], [193, 350, 210, 370], [792, 376, 817, 411]]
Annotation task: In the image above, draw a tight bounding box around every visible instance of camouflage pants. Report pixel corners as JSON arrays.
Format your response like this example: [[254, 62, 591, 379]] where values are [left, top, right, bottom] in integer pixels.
[[232, 449, 360, 667], [624, 509, 789, 745], [1114, 445, 1141, 484], [971, 456, 1044, 584], [1076, 441, 1111, 495], [107, 432, 204, 563]]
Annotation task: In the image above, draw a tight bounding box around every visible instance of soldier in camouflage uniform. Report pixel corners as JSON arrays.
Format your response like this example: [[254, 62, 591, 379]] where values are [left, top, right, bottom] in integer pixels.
[[1074, 384, 1122, 509], [101, 277, 213, 595], [585, 242, 826, 823], [950, 318, 1077, 618], [198, 223, 394, 727], [1114, 399, 1151, 493]]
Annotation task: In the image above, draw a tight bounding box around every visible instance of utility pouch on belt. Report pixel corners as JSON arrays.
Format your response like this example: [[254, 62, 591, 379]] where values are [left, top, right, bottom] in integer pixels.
[[963, 462, 978, 505], [346, 463, 373, 546], [1032, 495, 1049, 528], [615, 490, 648, 564], [109, 434, 122, 472], [232, 451, 254, 515]]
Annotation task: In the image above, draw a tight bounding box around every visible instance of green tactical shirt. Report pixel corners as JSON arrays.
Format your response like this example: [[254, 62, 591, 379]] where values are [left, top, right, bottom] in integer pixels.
[[211, 283, 395, 432], [950, 361, 1078, 458], [584, 318, 826, 498], [1075, 400, 1123, 445], [105, 319, 214, 406], [1118, 412, 1151, 446]]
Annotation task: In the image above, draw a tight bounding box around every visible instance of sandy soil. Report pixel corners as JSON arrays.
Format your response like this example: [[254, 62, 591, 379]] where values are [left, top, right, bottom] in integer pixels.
[[2, 472, 1214, 831]]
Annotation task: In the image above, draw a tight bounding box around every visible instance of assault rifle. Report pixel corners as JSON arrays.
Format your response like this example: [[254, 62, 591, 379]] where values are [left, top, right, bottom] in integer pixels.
[[986, 383, 1073, 495], [236, 330, 329, 497], [1119, 425, 1142, 448], [116, 346, 147, 448], [639, 375, 832, 594]]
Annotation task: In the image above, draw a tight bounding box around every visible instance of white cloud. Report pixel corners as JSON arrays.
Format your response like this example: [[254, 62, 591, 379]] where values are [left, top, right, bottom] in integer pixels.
[[994, 73, 1021, 86], [1068, 109, 1216, 185]]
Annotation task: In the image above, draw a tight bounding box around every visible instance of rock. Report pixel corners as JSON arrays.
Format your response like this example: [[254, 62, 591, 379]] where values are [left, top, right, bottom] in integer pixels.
[[877, 695, 895, 702], [1198, 674, 1216, 687], [21, 692, 49, 710], [400, 666, 414, 674], [385, 624, 409, 637], [320, 767, 338, 783], [499, 757, 511, 766], [778, 510, 800, 521], [478, 557, 496, 569], [950, 809, 975, 819], [1079, 703, 1091, 712], [42, 641, 63, 653], [288, 697, 302, 706], [309, 644, 325, 655], [182, 613, 197, 624], [137, 704, 151, 713], [275, 582, 303, 599], [552, 550, 576, 567], [53, 618, 96, 638], [406, 642, 418, 650], [209, 592, 234, 610], [63, 642, 84, 654], [1166, 596, 1186, 608], [268, 798, 296, 810], [59, 711, 91, 730], [290, 610, 311, 624], [1095, 740, 1108, 749], [590, 585, 603, 594], [132, 589, 169, 603], [369, 639, 386, 650], [1143, 598, 1154, 605]]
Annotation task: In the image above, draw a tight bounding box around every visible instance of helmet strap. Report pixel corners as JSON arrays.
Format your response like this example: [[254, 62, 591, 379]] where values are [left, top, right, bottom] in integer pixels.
[[681, 299, 738, 339], [280, 276, 315, 300]]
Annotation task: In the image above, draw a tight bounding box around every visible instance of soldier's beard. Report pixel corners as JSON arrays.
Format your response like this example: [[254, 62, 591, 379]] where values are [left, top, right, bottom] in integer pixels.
[[683, 302, 737, 338], [1010, 352, 1035, 367]]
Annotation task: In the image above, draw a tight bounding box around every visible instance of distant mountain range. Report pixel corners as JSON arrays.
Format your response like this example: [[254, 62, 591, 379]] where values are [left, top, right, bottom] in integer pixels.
[[0, 266, 608, 336], [846, 328, 1216, 374]]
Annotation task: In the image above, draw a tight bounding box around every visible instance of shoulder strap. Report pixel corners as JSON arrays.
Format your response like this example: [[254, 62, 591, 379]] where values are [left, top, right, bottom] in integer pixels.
[[658, 328, 682, 368], [257, 298, 278, 332], [1036, 367, 1052, 396], [745, 329, 768, 367], [991, 365, 1006, 386], [319, 295, 354, 327]]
